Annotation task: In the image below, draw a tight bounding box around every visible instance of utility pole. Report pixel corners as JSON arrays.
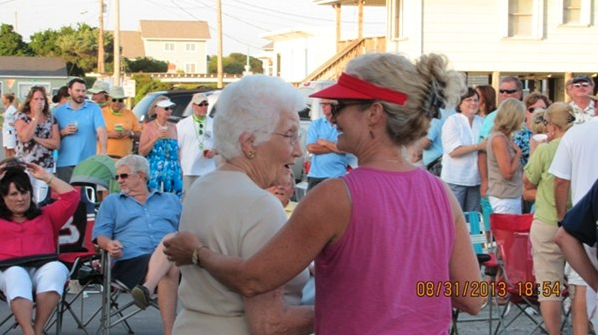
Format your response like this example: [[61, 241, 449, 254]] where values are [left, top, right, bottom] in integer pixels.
[[113, 0, 121, 86], [98, 0, 105, 74], [216, 0, 223, 88]]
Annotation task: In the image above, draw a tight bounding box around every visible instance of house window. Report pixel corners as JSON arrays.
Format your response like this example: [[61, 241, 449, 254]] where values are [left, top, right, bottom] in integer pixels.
[[164, 43, 175, 51], [392, 0, 404, 39], [502, 0, 544, 38], [185, 63, 196, 73], [558, 0, 591, 25], [18, 83, 51, 102], [186, 43, 197, 52]]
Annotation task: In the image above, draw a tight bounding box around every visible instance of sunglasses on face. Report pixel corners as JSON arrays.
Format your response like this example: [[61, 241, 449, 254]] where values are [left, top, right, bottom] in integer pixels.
[[573, 82, 591, 88], [499, 89, 519, 94], [528, 107, 539, 113], [163, 107, 172, 111], [112, 98, 124, 103], [195, 102, 209, 107], [114, 173, 130, 180], [330, 100, 374, 117]]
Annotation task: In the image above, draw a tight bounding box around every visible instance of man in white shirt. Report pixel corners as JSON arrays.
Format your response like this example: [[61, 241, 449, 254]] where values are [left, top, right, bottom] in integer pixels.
[[551, 119, 598, 333], [176, 93, 216, 197]]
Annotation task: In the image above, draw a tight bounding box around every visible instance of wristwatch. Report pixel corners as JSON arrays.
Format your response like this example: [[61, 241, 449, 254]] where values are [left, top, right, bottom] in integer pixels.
[[191, 246, 203, 267]]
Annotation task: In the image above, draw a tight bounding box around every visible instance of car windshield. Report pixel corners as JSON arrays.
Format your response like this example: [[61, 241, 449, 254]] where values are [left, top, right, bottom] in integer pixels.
[[132, 93, 162, 122]]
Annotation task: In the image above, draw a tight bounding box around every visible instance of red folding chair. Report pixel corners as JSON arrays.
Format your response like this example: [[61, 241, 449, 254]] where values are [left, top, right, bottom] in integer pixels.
[[490, 213, 547, 335]]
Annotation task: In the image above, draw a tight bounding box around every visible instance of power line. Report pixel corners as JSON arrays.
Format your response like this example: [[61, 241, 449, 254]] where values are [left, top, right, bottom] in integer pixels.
[[166, 0, 262, 51]]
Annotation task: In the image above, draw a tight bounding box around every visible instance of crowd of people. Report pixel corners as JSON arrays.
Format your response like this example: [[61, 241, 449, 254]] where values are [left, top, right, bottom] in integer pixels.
[[0, 53, 597, 334]]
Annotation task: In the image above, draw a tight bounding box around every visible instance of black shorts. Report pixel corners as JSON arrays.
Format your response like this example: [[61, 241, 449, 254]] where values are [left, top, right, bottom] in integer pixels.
[[111, 254, 151, 289]]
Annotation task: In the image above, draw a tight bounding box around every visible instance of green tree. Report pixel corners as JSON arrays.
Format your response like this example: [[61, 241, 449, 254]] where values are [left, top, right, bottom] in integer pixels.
[[208, 53, 263, 74], [131, 73, 172, 103], [29, 29, 62, 56], [0, 23, 32, 56], [125, 57, 168, 73]]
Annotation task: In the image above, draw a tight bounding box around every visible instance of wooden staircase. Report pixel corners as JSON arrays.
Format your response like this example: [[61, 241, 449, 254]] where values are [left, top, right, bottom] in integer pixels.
[[300, 36, 386, 83], [301, 38, 366, 83]]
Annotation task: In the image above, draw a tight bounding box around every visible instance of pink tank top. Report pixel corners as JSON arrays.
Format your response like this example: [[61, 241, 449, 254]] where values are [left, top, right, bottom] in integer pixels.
[[315, 167, 455, 334]]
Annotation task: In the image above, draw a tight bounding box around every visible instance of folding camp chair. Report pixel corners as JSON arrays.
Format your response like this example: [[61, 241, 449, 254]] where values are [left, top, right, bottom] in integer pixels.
[[451, 211, 499, 335], [490, 213, 547, 335], [52, 155, 121, 334], [96, 251, 161, 335]]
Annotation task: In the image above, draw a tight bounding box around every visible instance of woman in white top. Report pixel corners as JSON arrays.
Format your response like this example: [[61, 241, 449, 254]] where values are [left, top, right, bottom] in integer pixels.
[[2, 93, 18, 158], [441, 87, 485, 212]]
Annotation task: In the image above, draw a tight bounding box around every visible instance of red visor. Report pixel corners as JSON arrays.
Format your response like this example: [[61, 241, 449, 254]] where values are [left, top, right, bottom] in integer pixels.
[[310, 72, 408, 105]]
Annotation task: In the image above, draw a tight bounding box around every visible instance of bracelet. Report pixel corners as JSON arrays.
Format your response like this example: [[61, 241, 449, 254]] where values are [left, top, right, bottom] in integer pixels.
[[46, 175, 55, 185]]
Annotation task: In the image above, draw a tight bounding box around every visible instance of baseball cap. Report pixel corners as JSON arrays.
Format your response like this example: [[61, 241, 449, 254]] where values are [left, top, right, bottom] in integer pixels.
[[108, 86, 127, 99], [88, 81, 110, 94], [572, 75, 592, 84], [191, 93, 208, 105]]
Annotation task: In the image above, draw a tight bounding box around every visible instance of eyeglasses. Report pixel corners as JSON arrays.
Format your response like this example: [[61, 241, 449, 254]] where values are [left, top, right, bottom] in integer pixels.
[[573, 82, 591, 88], [499, 89, 519, 94], [272, 132, 303, 146], [114, 173, 130, 180], [195, 102, 209, 107], [163, 107, 172, 111], [331, 100, 375, 117], [112, 98, 124, 103]]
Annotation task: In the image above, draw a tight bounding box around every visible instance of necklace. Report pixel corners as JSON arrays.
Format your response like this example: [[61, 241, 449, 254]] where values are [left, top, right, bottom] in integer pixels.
[[155, 119, 168, 129], [111, 108, 122, 116], [192, 116, 206, 150]]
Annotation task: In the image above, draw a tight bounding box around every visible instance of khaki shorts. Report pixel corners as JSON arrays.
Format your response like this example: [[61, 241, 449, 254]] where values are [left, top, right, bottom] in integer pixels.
[[530, 219, 565, 301]]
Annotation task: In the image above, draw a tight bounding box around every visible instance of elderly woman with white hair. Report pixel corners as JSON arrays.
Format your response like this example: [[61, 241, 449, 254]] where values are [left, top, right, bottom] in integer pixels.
[[165, 54, 483, 334], [165, 75, 313, 334]]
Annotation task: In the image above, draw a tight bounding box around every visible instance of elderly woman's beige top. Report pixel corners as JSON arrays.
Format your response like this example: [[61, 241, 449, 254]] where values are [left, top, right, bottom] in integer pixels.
[[174, 171, 308, 334]]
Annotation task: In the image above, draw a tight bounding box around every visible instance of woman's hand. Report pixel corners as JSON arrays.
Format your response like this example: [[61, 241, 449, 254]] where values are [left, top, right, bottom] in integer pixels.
[[163, 231, 201, 266], [26, 162, 51, 181], [158, 127, 169, 139]]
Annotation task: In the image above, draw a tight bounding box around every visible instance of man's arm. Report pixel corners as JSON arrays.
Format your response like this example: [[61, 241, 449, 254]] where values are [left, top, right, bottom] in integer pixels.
[[245, 287, 314, 335], [97, 127, 108, 155], [554, 177, 570, 221], [555, 228, 598, 291]]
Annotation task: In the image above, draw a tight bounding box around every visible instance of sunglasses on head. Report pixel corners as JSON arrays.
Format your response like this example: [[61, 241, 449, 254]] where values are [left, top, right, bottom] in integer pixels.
[[195, 102, 209, 107], [114, 173, 130, 180], [112, 98, 124, 103], [573, 82, 591, 88], [499, 89, 519, 94]]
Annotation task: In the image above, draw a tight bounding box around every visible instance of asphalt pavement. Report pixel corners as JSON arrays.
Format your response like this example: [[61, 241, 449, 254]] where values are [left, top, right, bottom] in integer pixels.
[[0, 287, 573, 335]]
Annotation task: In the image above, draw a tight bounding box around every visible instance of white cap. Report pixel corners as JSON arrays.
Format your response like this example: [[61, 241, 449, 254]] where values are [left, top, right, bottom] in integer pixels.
[[156, 99, 175, 108]]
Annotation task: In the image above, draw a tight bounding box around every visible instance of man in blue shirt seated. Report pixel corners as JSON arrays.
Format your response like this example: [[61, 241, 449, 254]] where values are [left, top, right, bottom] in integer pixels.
[[93, 155, 181, 335]]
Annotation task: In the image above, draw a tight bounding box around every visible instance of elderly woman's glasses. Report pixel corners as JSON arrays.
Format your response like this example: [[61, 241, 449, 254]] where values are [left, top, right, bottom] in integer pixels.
[[272, 132, 302, 146]]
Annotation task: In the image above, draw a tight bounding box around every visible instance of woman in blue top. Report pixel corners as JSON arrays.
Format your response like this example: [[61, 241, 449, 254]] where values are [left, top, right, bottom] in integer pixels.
[[138, 96, 182, 197]]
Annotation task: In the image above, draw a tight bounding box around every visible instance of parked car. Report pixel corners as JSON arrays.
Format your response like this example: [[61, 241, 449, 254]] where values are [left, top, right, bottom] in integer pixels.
[[132, 89, 220, 124]]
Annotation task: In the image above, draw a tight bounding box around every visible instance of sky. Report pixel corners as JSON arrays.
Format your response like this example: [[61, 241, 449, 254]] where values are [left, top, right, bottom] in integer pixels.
[[0, 0, 386, 56]]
